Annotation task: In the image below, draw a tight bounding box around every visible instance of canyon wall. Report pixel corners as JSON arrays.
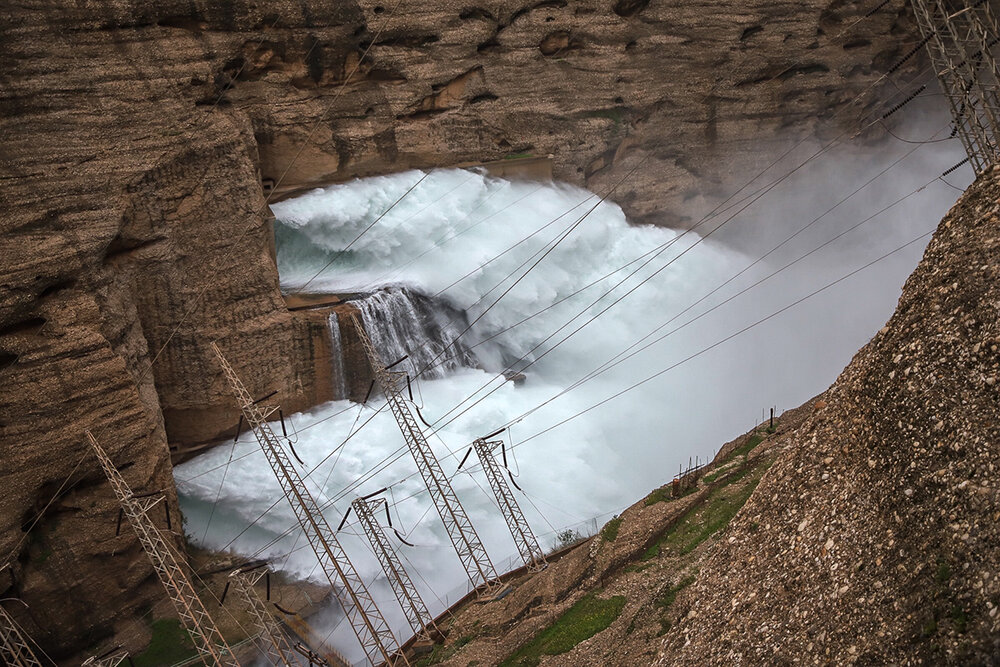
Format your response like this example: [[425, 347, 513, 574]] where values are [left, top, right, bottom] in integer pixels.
[[0, 0, 921, 658]]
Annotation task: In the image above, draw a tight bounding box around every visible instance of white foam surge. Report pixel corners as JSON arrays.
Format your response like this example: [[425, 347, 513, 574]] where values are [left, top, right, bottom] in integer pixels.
[[178, 149, 967, 661], [352, 286, 477, 379]]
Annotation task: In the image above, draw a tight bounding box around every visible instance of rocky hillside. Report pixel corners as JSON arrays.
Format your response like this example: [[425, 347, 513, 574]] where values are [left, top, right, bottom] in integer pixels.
[[1, 0, 923, 659], [659, 167, 1000, 664]]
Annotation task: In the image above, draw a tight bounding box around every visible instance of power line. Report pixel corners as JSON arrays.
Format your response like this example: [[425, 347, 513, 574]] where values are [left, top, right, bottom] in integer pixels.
[[512, 227, 937, 448], [408, 65, 940, 393], [499, 172, 945, 435], [427, 122, 951, 432]]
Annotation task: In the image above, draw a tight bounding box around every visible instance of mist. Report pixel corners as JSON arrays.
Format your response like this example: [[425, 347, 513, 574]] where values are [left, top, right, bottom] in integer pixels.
[[175, 99, 972, 661]]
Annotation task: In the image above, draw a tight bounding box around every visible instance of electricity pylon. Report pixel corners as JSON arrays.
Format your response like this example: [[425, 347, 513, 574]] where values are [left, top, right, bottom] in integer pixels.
[[351, 497, 436, 641], [350, 315, 498, 594], [911, 0, 1000, 173], [210, 343, 405, 666], [0, 601, 43, 667], [87, 431, 240, 667], [471, 438, 546, 572], [228, 567, 295, 666]]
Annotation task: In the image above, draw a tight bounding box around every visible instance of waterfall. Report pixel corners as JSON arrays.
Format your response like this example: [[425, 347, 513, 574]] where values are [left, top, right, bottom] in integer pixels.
[[327, 311, 348, 399], [351, 286, 478, 379]]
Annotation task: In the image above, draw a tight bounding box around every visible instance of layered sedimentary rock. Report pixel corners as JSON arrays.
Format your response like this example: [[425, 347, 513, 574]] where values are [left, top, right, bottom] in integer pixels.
[[659, 167, 1000, 665], [0, 0, 922, 658]]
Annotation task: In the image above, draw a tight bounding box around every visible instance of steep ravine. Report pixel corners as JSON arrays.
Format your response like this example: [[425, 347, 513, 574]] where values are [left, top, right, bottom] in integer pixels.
[[2, 0, 923, 659]]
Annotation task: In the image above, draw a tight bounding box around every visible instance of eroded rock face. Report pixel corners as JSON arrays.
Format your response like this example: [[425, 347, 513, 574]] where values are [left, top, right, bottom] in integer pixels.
[[659, 169, 1000, 664], [1, 0, 919, 658]]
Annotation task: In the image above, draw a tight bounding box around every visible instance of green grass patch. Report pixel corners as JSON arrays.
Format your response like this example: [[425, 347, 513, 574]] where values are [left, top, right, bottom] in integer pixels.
[[417, 635, 473, 666], [662, 475, 760, 555], [642, 459, 769, 561], [644, 486, 672, 506], [655, 574, 696, 635], [656, 575, 696, 611], [701, 466, 732, 485], [728, 432, 765, 461], [702, 470, 720, 485], [133, 619, 197, 667], [600, 515, 623, 542], [500, 593, 627, 667], [504, 152, 533, 160]]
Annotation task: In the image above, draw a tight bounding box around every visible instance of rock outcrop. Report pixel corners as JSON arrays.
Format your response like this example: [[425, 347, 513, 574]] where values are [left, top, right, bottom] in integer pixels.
[[0, 0, 923, 659], [660, 167, 1000, 664]]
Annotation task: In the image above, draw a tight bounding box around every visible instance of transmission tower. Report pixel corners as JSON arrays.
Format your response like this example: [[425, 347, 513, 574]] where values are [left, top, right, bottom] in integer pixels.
[[350, 497, 436, 642], [349, 315, 499, 594], [87, 432, 240, 667], [910, 0, 1000, 173], [0, 603, 43, 667], [470, 438, 546, 572], [228, 567, 296, 666], [210, 343, 405, 666]]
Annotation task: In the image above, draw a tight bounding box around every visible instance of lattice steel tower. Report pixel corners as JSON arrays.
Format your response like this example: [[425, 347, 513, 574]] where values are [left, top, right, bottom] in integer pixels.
[[228, 567, 296, 666], [211, 343, 405, 666], [471, 438, 546, 572], [0, 601, 43, 667], [351, 497, 436, 641], [86, 431, 240, 667], [350, 315, 499, 594], [911, 0, 1000, 173]]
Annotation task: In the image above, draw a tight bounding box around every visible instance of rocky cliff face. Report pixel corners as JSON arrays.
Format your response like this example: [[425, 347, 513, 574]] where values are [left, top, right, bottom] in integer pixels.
[[660, 167, 1000, 664], [1, 0, 921, 659]]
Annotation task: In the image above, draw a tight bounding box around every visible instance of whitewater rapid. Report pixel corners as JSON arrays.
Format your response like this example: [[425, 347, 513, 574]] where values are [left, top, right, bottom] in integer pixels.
[[176, 153, 966, 661]]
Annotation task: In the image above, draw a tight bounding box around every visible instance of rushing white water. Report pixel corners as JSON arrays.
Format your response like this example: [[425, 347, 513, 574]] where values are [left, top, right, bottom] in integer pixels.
[[352, 286, 477, 379], [177, 136, 968, 661], [327, 311, 348, 399]]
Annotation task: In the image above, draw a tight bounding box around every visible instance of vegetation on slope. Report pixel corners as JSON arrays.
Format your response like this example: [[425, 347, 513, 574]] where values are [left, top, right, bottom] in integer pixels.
[[643, 457, 770, 560], [500, 593, 627, 667]]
